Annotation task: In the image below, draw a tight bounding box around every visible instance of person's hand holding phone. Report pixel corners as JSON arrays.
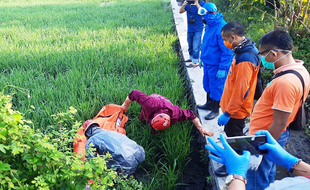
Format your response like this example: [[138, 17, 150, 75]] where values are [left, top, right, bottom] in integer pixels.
[[205, 134, 251, 178], [255, 130, 300, 171]]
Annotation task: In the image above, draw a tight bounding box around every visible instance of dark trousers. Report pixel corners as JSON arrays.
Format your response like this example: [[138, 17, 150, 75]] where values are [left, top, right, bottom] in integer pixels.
[[224, 117, 246, 137]]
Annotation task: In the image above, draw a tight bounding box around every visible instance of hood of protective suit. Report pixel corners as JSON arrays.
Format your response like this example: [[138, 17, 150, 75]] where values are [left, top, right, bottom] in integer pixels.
[[198, 2, 223, 26], [204, 12, 224, 25]]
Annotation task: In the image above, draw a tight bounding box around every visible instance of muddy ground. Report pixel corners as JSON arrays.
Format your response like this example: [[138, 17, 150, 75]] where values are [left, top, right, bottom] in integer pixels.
[[286, 130, 310, 167], [175, 129, 212, 190]]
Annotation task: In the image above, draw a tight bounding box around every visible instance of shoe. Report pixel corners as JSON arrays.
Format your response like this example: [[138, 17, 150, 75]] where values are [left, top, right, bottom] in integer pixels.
[[197, 93, 212, 110], [186, 63, 198, 68], [204, 100, 219, 120], [214, 165, 228, 177], [184, 59, 192, 62]]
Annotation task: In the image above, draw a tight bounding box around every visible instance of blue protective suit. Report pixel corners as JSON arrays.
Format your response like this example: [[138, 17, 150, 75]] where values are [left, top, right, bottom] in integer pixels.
[[200, 12, 234, 101]]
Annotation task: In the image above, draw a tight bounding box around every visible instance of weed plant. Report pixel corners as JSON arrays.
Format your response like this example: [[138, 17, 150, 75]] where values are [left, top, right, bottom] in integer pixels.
[[0, 0, 193, 189], [0, 92, 143, 189]]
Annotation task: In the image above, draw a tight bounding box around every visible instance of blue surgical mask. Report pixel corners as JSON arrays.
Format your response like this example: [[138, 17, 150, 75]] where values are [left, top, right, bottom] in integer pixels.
[[261, 55, 275, 70], [261, 50, 291, 70]]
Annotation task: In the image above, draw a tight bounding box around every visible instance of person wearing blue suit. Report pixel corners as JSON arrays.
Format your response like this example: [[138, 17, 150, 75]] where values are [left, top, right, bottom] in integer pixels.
[[196, 2, 234, 120]]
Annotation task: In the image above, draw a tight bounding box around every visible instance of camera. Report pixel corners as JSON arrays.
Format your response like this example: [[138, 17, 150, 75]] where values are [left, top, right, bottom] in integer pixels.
[[187, 0, 200, 4], [188, 16, 195, 24], [187, 0, 195, 4]]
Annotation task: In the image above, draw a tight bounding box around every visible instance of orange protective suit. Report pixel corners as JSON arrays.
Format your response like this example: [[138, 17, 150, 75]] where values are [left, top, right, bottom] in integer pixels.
[[220, 57, 260, 119], [73, 104, 128, 161]]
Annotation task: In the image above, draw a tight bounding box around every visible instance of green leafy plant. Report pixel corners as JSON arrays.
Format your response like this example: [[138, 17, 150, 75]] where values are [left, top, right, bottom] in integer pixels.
[[0, 91, 142, 189]]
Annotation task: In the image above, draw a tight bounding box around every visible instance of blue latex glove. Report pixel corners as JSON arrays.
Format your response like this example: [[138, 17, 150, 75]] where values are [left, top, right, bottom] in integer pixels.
[[216, 70, 226, 79], [199, 60, 203, 68], [218, 112, 231, 126], [205, 134, 251, 178], [255, 130, 300, 171]]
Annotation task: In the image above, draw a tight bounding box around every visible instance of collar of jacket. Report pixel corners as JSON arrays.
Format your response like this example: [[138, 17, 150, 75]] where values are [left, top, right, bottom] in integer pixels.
[[233, 37, 253, 53]]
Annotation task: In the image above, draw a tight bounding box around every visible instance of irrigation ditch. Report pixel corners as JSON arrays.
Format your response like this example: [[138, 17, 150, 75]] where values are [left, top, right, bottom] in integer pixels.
[[172, 35, 213, 189]]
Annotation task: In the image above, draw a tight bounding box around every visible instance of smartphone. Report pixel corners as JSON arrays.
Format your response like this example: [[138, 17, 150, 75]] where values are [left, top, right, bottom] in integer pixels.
[[226, 135, 268, 155]]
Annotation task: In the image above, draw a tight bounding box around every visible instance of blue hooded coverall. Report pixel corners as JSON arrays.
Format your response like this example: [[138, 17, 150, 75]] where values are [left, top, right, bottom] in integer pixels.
[[200, 12, 234, 101]]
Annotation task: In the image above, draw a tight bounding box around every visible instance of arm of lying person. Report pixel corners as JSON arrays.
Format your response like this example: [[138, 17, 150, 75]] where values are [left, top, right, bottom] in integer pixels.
[[121, 96, 132, 112], [85, 142, 99, 159], [192, 117, 214, 137], [205, 134, 250, 190], [121, 89, 149, 112]]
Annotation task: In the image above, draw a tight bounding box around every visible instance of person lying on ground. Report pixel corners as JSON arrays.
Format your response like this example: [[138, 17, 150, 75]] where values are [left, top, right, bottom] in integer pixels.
[[121, 89, 214, 137], [205, 130, 310, 190], [83, 120, 145, 175]]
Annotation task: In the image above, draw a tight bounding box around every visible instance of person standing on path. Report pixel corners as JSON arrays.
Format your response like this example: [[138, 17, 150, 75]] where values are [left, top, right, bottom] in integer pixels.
[[247, 29, 310, 190], [195, 2, 234, 120], [179, 0, 205, 67], [214, 21, 261, 177]]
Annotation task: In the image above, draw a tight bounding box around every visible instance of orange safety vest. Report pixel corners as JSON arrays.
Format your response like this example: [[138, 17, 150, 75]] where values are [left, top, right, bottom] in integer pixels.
[[73, 104, 128, 161]]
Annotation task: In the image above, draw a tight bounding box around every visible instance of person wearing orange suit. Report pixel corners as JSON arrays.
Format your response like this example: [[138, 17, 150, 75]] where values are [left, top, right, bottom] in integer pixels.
[[215, 21, 261, 177]]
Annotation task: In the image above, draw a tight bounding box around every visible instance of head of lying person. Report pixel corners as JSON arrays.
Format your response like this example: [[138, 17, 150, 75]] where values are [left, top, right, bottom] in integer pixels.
[[151, 113, 171, 131]]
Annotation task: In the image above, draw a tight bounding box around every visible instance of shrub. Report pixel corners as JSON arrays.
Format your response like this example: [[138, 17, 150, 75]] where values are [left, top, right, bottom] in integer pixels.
[[0, 91, 142, 189]]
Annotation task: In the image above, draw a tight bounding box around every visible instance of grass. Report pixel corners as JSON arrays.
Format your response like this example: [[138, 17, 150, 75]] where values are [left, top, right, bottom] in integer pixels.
[[0, 0, 183, 125], [0, 0, 194, 189]]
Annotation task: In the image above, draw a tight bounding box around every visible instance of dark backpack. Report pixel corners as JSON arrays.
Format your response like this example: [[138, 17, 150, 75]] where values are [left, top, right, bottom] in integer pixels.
[[235, 50, 263, 100], [271, 70, 307, 130]]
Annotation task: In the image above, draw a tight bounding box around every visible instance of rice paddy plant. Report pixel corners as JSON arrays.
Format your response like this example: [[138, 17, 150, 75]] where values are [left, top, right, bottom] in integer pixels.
[[159, 123, 192, 171], [0, 0, 196, 188], [159, 159, 180, 190]]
